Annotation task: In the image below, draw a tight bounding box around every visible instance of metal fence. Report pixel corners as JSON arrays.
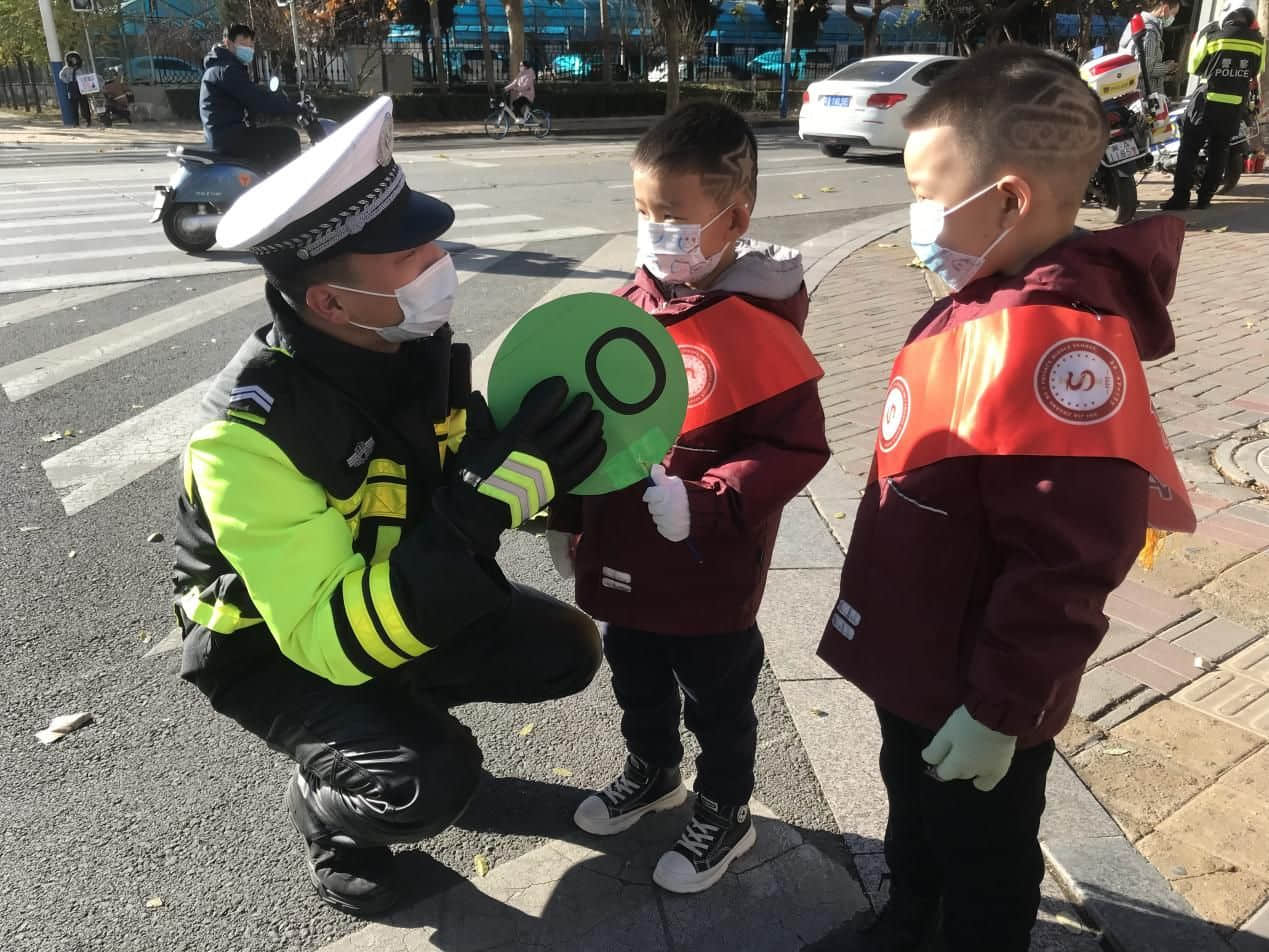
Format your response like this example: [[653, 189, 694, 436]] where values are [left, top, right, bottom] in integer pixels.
[[0, 60, 55, 112]]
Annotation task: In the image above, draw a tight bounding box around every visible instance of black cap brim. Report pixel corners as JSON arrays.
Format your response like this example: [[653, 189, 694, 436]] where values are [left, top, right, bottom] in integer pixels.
[[337, 188, 456, 257]]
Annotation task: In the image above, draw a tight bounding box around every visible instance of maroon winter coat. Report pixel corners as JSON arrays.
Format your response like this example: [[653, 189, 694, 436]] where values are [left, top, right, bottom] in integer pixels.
[[817, 217, 1186, 749], [550, 242, 830, 634]]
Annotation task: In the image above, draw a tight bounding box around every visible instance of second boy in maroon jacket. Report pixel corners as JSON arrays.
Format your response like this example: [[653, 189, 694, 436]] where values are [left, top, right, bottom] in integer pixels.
[[549, 103, 829, 893]]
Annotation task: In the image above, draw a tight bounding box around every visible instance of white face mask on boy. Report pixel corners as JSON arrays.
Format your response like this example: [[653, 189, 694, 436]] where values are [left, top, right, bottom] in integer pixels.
[[635, 205, 738, 284]]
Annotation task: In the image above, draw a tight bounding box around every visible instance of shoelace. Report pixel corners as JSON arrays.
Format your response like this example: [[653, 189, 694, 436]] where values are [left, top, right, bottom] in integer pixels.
[[676, 815, 720, 857], [603, 770, 643, 805]]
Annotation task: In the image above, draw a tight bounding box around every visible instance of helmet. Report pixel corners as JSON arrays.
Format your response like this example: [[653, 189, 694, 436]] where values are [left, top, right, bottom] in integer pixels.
[[1219, 0, 1255, 20]]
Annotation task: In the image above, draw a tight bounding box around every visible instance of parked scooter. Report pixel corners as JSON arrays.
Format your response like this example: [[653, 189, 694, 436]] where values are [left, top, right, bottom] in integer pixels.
[[97, 67, 133, 127], [1081, 21, 1159, 224], [152, 79, 334, 254], [1151, 81, 1260, 195]]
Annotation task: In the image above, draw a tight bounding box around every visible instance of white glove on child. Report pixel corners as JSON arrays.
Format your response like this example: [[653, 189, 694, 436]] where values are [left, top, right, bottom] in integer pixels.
[[921, 705, 1017, 792], [546, 529, 575, 579], [642, 464, 690, 542]]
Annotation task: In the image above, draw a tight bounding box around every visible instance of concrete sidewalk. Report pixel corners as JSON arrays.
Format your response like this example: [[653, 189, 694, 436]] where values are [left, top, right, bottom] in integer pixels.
[[801, 174, 1269, 952], [0, 107, 795, 147]]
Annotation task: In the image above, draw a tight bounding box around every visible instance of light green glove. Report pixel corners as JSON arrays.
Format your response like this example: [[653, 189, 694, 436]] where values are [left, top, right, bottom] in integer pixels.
[[921, 705, 1017, 792]]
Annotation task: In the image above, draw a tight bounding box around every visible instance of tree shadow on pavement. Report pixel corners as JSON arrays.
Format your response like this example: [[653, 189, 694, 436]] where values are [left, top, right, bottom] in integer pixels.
[[444, 243, 631, 283]]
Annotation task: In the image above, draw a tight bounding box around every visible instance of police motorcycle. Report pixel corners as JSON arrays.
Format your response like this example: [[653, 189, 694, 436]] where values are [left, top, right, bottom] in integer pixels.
[[1151, 80, 1261, 194], [1081, 20, 1160, 224], [152, 78, 335, 254]]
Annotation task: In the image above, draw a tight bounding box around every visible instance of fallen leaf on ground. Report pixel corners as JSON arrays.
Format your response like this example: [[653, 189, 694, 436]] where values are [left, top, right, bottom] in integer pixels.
[[810, 708, 829, 718], [518, 722, 535, 737], [819, 186, 838, 193], [67, 550, 77, 559], [36, 711, 93, 745], [792, 192, 808, 200], [39, 433, 65, 443], [145, 897, 164, 909], [473, 854, 490, 877], [147, 532, 164, 543], [1101, 746, 1131, 756], [876, 243, 897, 249], [1208, 225, 1228, 233], [551, 767, 573, 778], [18, 526, 42, 532], [832, 512, 846, 519], [906, 257, 926, 270]]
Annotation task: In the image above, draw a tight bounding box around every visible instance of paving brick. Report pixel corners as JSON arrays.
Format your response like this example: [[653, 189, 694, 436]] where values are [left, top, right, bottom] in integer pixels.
[[1094, 688, 1165, 731], [1137, 832, 1269, 931], [1136, 638, 1205, 678], [1221, 747, 1269, 803], [1175, 617, 1260, 663], [1232, 898, 1269, 950], [1106, 582, 1199, 635], [1109, 651, 1196, 695], [1110, 699, 1262, 780], [1127, 533, 1253, 597], [1228, 639, 1269, 684], [1195, 552, 1269, 636], [1200, 512, 1269, 551], [1088, 620, 1152, 669], [1229, 503, 1269, 529], [1159, 610, 1220, 643], [1156, 785, 1269, 880], [1074, 664, 1143, 718], [1070, 738, 1206, 837]]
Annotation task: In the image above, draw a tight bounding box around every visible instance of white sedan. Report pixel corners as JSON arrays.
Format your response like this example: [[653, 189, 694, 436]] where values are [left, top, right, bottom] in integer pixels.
[[798, 54, 962, 157]]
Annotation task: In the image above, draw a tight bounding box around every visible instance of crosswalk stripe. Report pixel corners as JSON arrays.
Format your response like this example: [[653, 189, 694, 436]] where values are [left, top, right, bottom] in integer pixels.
[[608, 164, 863, 189], [0, 200, 144, 219], [43, 377, 213, 517], [1, 183, 153, 197], [0, 211, 150, 231], [0, 191, 150, 208], [0, 261, 257, 294], [0, 243, 176, 269], [448, 203, 490, 211], [402, 155, 499, 169], [0, 282, 145, 327], [1, 277, 264, 400], [455, 225, 604, 248], [0, 225, 156, 248], [38, 251, 516, 516], [451, 214, 540, 229]]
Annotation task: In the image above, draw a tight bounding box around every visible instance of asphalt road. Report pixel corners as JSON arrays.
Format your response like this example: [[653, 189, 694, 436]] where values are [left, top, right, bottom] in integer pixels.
[[0, 131, 909, 952]]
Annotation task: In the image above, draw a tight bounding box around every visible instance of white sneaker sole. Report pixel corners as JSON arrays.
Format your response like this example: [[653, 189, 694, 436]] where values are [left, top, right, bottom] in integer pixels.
[[652, 823, 757, 894], [573, 782, 688, 836]]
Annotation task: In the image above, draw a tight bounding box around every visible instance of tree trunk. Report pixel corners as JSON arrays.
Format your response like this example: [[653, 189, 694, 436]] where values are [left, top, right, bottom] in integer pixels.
[[477, 0, 497, 95], [504, 0, 526, 74], [665, 10, 680, 112], [599, 0, 612, 82], [429, 0, 448, 92], [1077, 5, 1092, 62]]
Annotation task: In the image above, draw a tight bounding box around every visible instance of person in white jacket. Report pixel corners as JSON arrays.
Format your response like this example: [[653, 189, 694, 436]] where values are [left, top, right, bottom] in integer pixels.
[[1119, 1, 1181, 95], [504, 61, 536, 122], [57, 51, 92, 127]]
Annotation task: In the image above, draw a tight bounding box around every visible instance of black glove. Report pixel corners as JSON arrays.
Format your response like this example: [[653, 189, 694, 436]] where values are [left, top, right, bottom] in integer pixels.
[[433, 377, 605, 554]]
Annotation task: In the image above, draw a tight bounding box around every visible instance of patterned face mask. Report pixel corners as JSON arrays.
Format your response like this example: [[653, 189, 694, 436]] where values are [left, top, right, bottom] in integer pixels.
[[636, 205, 737, 284]]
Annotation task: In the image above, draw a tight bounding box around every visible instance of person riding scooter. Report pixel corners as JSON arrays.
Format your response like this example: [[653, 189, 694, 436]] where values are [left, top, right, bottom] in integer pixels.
[[200, 23, 303, 174]]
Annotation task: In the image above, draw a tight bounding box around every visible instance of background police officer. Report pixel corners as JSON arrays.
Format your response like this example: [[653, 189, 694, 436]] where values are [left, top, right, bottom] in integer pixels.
[[172, 97, 605, 916], [1163, 0, 1265, 209]]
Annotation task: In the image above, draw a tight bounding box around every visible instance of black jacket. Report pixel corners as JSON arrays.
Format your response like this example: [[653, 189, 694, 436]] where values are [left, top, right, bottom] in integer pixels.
[[172, 284, 512, 687], [199, 46, 298, 145], [1187, 11, 1265, 117]]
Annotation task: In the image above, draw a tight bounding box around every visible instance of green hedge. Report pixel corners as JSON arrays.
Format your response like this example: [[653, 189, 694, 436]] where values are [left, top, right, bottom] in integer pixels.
[[164, 83, 791, 124]]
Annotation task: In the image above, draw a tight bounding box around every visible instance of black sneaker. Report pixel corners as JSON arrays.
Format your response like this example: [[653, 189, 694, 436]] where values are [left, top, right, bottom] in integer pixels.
[[1194, 195, 1213, 210], [286, 771, 401, 917], [573, 753, 687, 836], [1159, 196, 1191, 211], [859, 880, 942, 951], [652, 794, 757, 893]]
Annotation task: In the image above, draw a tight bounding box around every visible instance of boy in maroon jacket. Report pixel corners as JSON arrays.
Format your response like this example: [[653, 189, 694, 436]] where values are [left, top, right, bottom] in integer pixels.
[[548, 103, 829, 894], [816, 47, 1195, 951]]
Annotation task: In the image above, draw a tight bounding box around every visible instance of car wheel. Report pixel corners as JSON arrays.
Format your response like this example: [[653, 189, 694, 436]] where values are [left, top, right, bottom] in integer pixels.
[[820, 144, 849, 159]]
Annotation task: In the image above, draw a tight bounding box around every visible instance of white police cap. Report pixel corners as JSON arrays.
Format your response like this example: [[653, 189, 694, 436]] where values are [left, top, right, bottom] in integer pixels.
[[216, 96, 454, 271]]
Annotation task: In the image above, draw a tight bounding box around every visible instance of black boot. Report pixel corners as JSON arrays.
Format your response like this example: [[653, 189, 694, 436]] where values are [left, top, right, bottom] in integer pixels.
[[859, 881, 942, 951], [1194, 194, 1213, 210], [1159, 195, 1191, 211], [286, 769, 401, 916]]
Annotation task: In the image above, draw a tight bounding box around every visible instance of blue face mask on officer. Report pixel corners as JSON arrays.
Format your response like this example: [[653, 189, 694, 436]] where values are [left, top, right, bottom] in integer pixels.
[[234, 44, 255, 66]]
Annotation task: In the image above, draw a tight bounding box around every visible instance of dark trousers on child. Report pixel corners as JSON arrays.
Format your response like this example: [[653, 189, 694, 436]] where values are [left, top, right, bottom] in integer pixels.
[[877, 706, 1056, 952], [603, 624, 764, 806]]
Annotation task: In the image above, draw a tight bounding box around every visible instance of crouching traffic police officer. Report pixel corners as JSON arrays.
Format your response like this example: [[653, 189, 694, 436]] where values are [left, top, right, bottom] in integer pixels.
[[171, 97, 606, 915]]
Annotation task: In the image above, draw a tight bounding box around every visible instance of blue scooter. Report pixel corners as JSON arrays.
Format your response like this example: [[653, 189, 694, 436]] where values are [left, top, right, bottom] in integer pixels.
[[152, 79, 335, 254]]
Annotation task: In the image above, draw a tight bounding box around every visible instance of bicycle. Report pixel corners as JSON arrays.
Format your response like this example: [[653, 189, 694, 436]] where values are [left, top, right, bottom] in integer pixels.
[[484, 98, 551, 140]]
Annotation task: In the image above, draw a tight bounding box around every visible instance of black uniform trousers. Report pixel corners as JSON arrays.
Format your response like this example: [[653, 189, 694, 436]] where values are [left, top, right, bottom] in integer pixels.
[[1172, 101, 1242, 202], [877, 706, 1055, 952], [212, 123, 302, 175], [194, 585, 601, 848], [603, 624, 765, 806], [69, 90, 92, 127]]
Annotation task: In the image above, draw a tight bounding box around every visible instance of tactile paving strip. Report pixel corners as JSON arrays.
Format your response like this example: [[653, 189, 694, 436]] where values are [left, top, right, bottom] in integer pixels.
[[1174, 638, 1269, 739]]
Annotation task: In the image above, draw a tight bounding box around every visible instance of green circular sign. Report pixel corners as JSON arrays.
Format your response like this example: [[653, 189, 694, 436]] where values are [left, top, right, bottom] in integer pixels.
[[487, 292, 688, 496]]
